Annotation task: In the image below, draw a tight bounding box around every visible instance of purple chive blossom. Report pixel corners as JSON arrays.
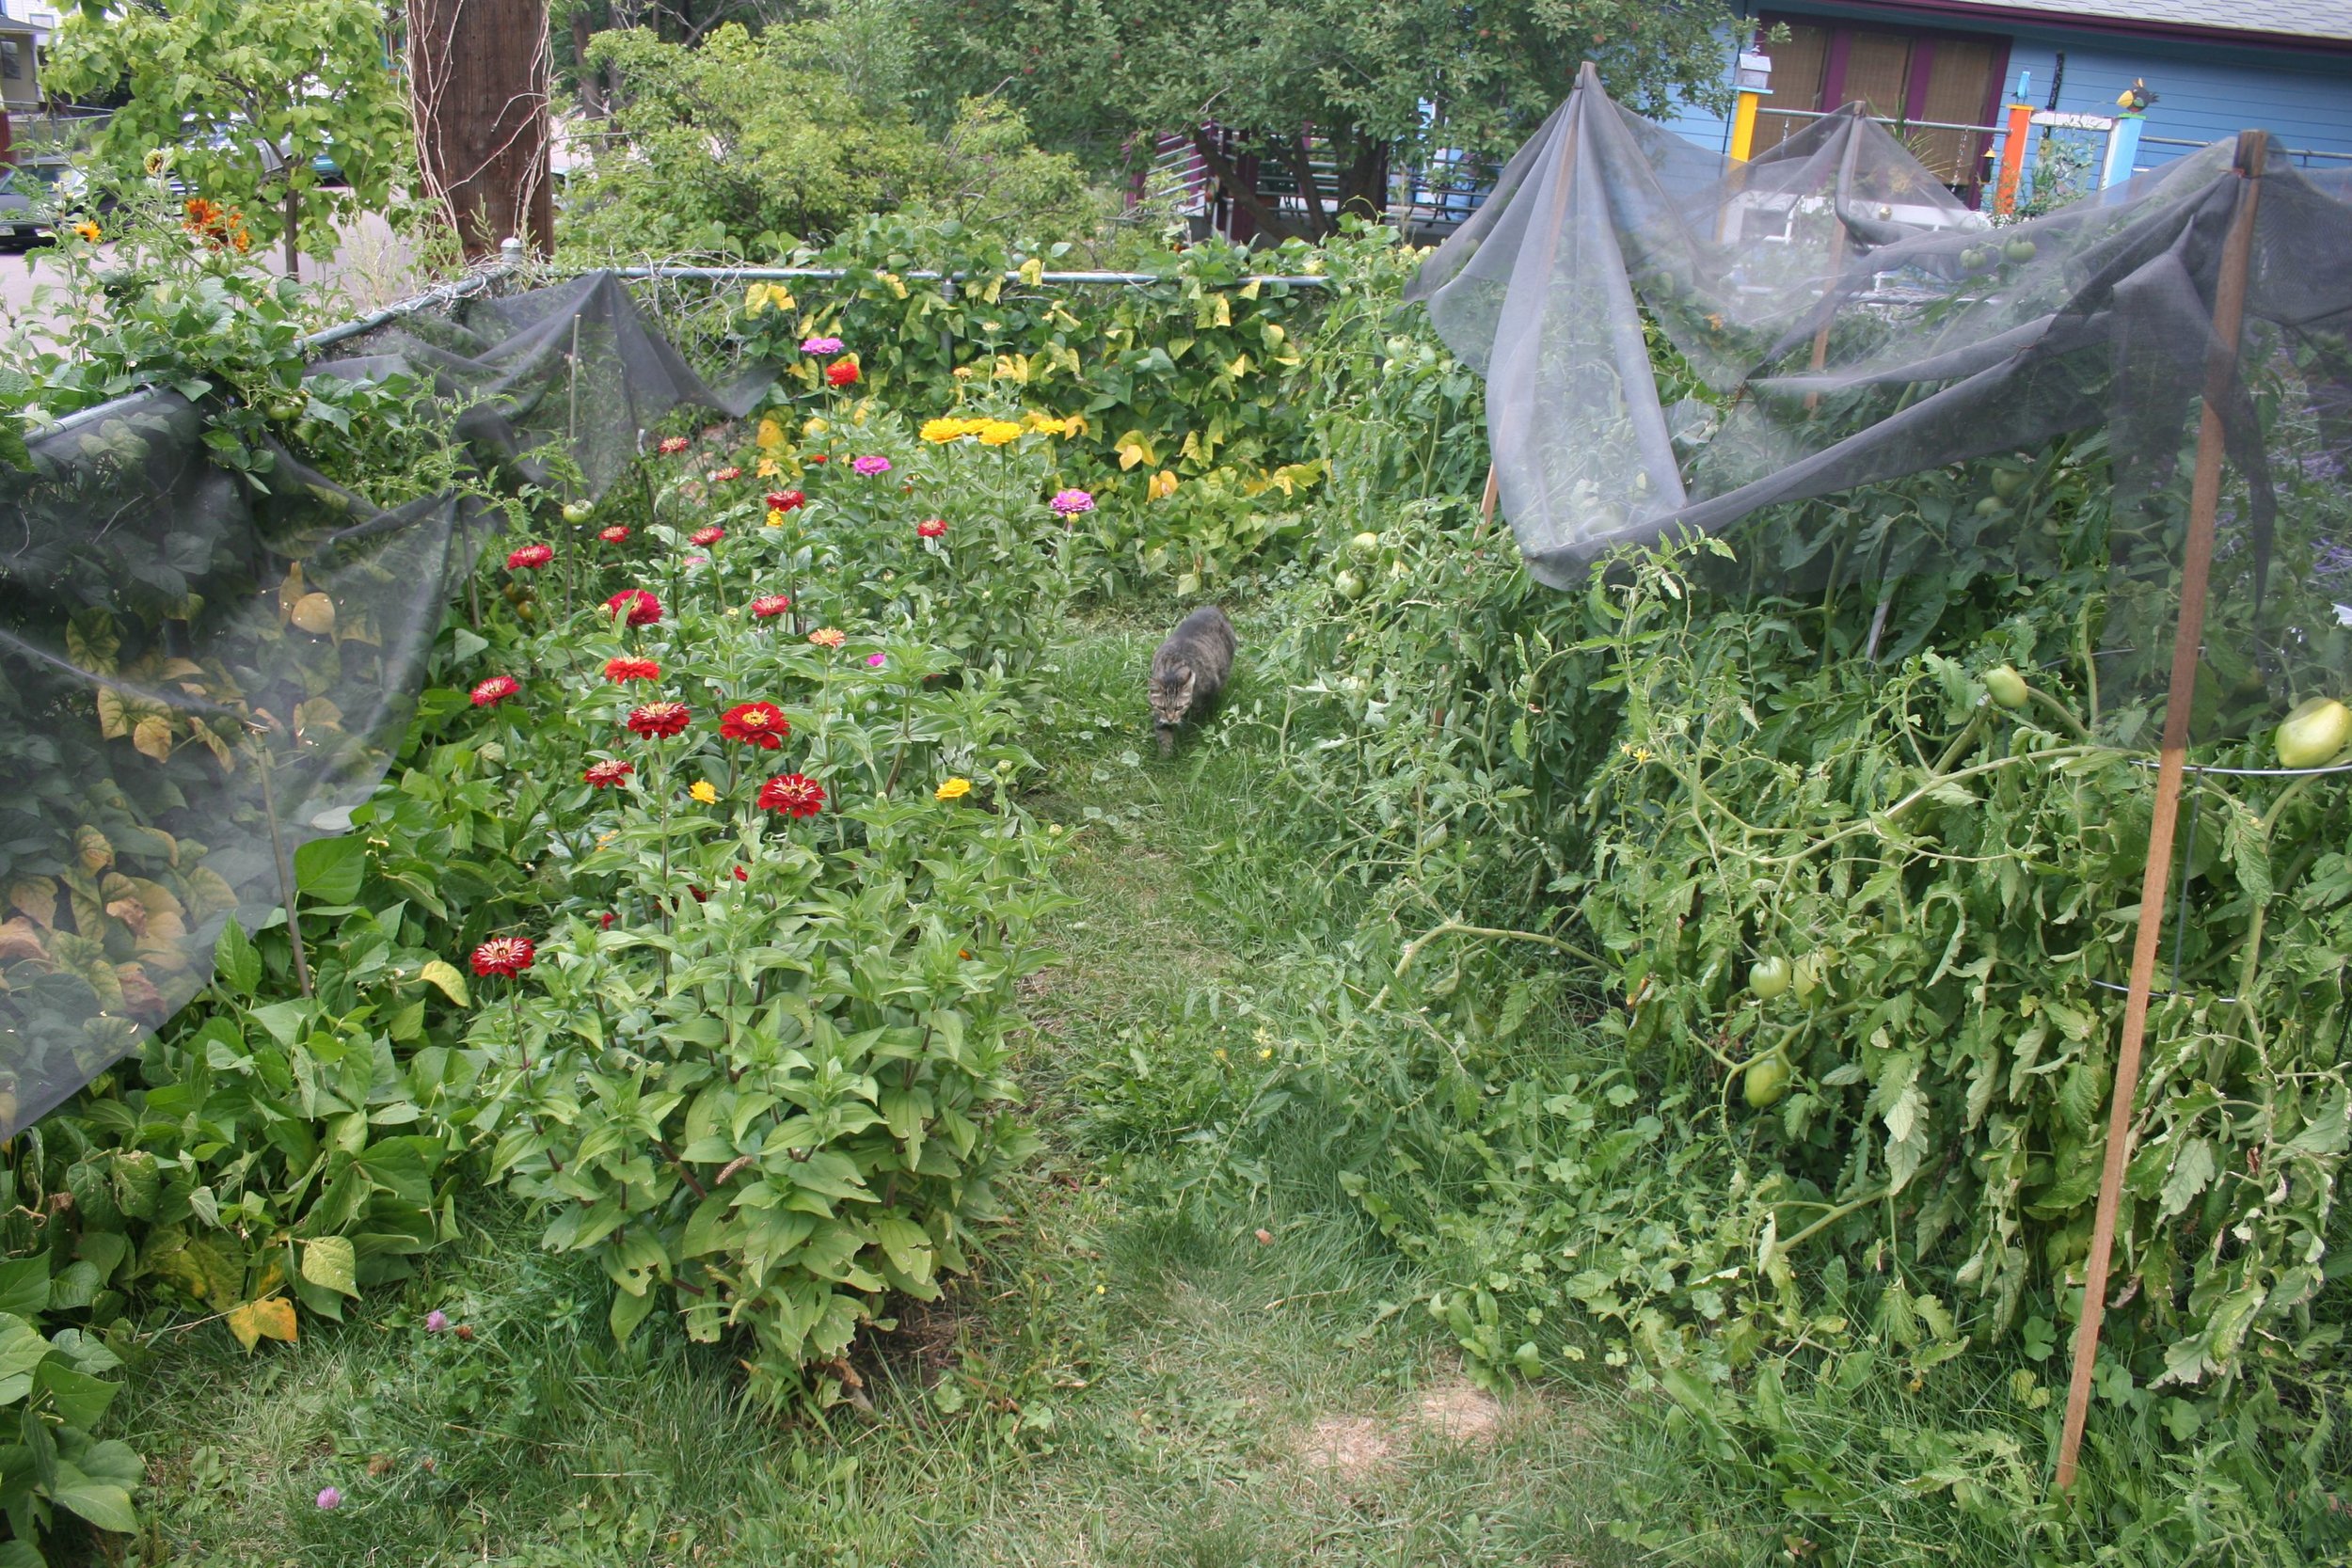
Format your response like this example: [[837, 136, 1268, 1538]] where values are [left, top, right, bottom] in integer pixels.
[[1050, 488, 1096, 517], [851, 455, 892, 477], [801, 336, 845, 356], [317, 1487, 342, 1511], [425, 1310, 450, 1333], [866, 652, 887, 668]]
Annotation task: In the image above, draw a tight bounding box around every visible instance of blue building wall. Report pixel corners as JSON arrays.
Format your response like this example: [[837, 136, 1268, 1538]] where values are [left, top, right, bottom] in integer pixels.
[[1660, 8, 2352, 177]]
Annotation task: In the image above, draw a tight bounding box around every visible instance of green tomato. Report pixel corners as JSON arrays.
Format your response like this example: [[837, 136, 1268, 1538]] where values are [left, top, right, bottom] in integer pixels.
[[1744, 1054, 1791, 1108], [2004, 238, 2038, 264], [1333, 568, 1365, 601], [1791, 952, 1826, 1004], [1958, 247, 1986, 272], [1975, 495, 2009, 517], [563, 500, 593, 524], [1349, 531, 1383, 564], [2276, 696, 2352, 769], [1990, 467, 2031, 499], [1984, 664, 2029, 711], [1749, 956, 1790, 1000]]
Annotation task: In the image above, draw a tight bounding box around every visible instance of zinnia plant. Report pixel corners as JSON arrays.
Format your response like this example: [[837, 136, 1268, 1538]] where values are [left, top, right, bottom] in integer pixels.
[[604, 589, 663, 626], [801, 336, 845, 356], [599, 525, 631, 544], [851, 455, 892, 477], [750, 594, 792, 619], [807, 627, 847, 649], [757, 773, 826, 817], [656, 436, 691, 455], [1050, 488, 1096, 517], [505, 543, 554, 570], [710, 466, 741, 482], [719, 702, 789, 750], [934, 776, 973, 800], [917, 518, 947, 539], [627, 702, 691, 739], [765, 489, 805, 513], [583, 759, 634, 788], [471, 675, 520, 707], [825, 359, 860, 388], [470, 936, 536, 977], [691, 526, 725, 546], [604, 657, 660, 683]]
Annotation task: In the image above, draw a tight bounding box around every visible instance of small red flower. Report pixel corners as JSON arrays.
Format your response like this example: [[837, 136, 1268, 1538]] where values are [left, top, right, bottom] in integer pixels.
[[720, 702, 789, 750], [689, 885, 709, 903], [506, 543, 554, 570], [627, 702, 691, 738], [470, 936, 535, 977], [710, 466, 741, 482], [691, 526, 724, 546], [758, 773, 826, 817], [732, 864, 749, 882], [604, 589, 662, 626], [599, 524, 630, 544], [750, 594, 792, 619], [825, 359, 860, 388], [765, 490, 805, 513], [599, 911, 616, 929], [657, 436, 691, 455], [471, 675, 519, 707], [917, 517, 947, 539], [583, 758, 634, 788], [604, 657, 660, 683], [803, 453, 830, 465]]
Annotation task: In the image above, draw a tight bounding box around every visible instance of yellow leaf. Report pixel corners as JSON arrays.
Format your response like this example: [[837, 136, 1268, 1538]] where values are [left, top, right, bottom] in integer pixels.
[[1017, 255, 1043, 285], [1115, 440, 1148, 471], [277, 562, 307, 618], [133, 715, 174, 762], [1213, 294, 1232, 327], [417, 958, 469, 1006], [1227, 353, 1251, 379], [7, 876, 56, 928], [755, 417, 786, 451], [1238, 278, 1262, 300], [95, 687, 129, 740], [226, 1295, 297, 1352], [75, 825, 114, 874]]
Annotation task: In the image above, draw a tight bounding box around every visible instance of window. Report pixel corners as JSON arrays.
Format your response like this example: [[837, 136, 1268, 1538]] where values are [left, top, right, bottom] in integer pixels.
[[1754, 16, 2010, 201], [2, 40, 23, 81]]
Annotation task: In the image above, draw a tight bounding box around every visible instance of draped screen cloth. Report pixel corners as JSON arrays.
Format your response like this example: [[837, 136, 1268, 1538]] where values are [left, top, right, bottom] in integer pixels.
[[1412, 64, 2352, 738], [0, 272, 758, 1138]]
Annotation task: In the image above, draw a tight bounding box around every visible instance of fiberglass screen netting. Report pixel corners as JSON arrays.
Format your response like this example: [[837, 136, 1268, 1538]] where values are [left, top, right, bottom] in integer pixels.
[[1413, 66, 2352, 744], [0, 272, 756, 1138]]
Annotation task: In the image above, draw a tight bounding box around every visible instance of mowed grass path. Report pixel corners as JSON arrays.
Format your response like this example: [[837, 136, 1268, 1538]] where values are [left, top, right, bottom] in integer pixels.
[[120, 609, 1634, 1567]]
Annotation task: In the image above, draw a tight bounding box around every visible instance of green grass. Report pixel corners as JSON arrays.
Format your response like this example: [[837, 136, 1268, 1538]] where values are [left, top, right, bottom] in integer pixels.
[[120, 605, 1632, 1567]]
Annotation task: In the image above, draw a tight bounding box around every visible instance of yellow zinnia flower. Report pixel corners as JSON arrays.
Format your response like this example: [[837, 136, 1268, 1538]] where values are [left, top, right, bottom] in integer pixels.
[[765, 507, 787, 529], [690, 781, 719, 804], [934, 777, 974, 801], [921, 417, 974, 443], [70, 219, 100, 244], [975, 420, 1024, 447]]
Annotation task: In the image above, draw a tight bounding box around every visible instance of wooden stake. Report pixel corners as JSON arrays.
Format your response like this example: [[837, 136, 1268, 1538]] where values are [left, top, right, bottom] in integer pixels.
[[2053, 127, 2267, 1494], [1480, 463, 1500, 523]]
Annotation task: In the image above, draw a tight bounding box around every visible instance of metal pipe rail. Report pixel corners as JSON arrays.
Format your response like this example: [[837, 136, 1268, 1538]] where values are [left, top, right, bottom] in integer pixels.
[[587, 262, 1334, 288]]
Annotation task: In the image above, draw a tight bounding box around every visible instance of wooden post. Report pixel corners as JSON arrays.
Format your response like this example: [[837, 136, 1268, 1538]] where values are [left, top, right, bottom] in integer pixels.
[[410, 0, 556, 260], [1993, 100, 2034, 215], [2052, 127, 2267, 1494], [1480, 463, 1499, 523]]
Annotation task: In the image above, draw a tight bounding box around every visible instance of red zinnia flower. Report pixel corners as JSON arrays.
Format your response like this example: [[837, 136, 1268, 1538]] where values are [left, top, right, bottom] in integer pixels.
[[599, 525, 630, 544], [604, 656, 660, 683], [506, 543, 554, 570], [627, 702, 691, 738], [720, 702, 789, 749], [470, 936, 535, 977], [732, 864, 748, 882], [917, 517, 947, 539], [803, 453, 830, 465], [825, 359, 860, 388], [765, 490, 805, 513], [758, 773, 826, 817], [604, 589, 662, 626], [599, 911, 616, 929], [583, 758, 634, 788], [657, 436, 691, 455], [691, 525, 724, 546], [750, 594, 792, 619], [471, 675, 519, 707], [711, 466, 741, 482]]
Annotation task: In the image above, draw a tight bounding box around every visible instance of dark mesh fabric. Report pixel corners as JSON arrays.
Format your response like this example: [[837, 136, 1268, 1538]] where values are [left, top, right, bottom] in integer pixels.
[[1412, 68, 2352, 739], [0, 272, 756, 1136]]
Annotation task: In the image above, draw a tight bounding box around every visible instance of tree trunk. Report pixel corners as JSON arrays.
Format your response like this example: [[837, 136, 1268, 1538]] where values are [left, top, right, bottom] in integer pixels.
[[572, 8, 604, 117], [1189, 127, 1303, 245], [1335, 137, 1389, 229], [282, 185, 299, 279], [410, 0, 557, 260]]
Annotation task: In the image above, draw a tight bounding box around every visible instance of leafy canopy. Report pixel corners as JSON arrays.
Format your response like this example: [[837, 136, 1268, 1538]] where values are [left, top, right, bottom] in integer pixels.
[[47, 0, 411, 265]]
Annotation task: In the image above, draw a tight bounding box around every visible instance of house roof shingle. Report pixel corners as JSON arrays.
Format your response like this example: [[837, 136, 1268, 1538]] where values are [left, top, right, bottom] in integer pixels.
[[1917, 0, 2352, 44]]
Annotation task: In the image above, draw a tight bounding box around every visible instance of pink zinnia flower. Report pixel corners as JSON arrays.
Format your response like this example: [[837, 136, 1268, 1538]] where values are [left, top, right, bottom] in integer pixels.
[[917, 517, 946, 539], [506, 543, 553, 570], [851, 455, 892, 477], [691, 526, 724, 546], [866, 652, 886, 668], [758, 773, 826, 817], [710, 466, 741, 482], [470, 675, 518, 707], [801, 336, 844, 355], [657, 436, 691, 455], [604, 589, 662, 626], [469, 937, 535, 977], [1050, 488, 1095, 516], [751, 594, 792, 619]]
